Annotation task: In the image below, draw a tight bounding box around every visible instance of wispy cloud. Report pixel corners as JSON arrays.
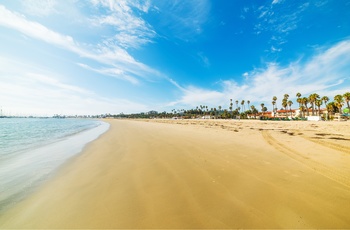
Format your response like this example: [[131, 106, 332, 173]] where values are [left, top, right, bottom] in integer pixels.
[[254, 3, 306, 34], [272, 0, 284, 5], [0, 2, 187, 115], [77, 63, 140, 85], [154, 0, 211, 41], [197, 52, 210, 67], [0, 57, 149, 116], [0, 3, 161, 84], [20, 0, 58, 17], [170, 40, 350, 109], [167, 86, 223, 107], [0, 5, 78, 51], [27, 73, 93, 95], [249, 1, 315, 52], [270, 46, 282, 53], [90, 0, 156, 49]]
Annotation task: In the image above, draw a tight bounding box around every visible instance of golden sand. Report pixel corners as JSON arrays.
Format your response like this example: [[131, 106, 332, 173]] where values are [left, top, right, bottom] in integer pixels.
[[1, 119, 350, 228]]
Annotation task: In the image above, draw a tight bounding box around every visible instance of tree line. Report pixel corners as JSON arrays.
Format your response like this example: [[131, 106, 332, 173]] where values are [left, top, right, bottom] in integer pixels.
[[113, 92, 350, 120]]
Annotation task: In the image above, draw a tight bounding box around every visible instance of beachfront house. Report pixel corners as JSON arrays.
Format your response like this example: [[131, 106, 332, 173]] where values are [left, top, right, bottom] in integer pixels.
[[272, 109, 299, 119], [272, 108, 329, 119]]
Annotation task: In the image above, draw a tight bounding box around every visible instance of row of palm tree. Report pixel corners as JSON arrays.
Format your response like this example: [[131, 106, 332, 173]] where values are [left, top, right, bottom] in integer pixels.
[[115, 91, 350, 119], [179, 91, 350, 119], [292, 92, 350, 118]]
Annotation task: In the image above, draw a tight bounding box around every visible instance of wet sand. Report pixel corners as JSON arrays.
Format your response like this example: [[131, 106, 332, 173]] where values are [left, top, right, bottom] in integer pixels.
[[1, 119, 350, 228]]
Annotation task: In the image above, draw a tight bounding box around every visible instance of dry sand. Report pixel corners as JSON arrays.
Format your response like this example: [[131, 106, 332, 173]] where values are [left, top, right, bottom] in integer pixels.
[[1, 119, 350, 228]]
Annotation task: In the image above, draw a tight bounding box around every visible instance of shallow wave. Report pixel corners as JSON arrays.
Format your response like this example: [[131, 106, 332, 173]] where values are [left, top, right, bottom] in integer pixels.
[[0, 118, 103, 159], [0, 120, 110, 214]]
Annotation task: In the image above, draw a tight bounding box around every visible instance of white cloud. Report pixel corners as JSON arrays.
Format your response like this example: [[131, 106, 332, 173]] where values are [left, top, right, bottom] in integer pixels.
[[197, 52, 210, 67], [0, 4, 162, 84], [90, 0, 156, 49], [77, 63, 139, 85], [169, 40, 350, 110], [27, 73, 93, 95], [272, 0, 283, 5], [271, 46, 282, 53], [0, 5, 78, 51], [154, 0, 211, 41], [168, 86, 224, 107], [91, 0, 151, 13], [253, 1, 311, 52], [0, 57, 149, 116], [21, 0, 58, 17]]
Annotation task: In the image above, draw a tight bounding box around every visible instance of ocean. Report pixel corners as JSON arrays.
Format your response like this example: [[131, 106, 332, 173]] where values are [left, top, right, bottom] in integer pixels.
[[0, 118, 109, 213]]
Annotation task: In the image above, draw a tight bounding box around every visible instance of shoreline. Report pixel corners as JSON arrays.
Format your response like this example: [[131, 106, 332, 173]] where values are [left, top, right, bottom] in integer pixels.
[[0, 119, 349, 228], [0, 120, 109, 214]]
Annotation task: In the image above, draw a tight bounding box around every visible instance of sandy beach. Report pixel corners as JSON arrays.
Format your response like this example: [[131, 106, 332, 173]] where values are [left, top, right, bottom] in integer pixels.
[[1, 119, 350, 228]]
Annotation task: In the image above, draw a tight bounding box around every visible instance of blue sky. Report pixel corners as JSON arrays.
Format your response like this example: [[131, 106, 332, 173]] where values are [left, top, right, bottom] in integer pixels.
[[0, 0, 350, 116]]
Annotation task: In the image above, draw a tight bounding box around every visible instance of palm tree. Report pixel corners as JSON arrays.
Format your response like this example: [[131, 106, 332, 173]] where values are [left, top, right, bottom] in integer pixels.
[[230, 99, 233, 117], [235, 100, 238, 109], [299, 105, 305, 118], [288, 100, 293, 117], [321, 96, 329, 110], [272, 96, 277, 116], [334, 95, 344, 115], [326, 102, 337, 118], [241, 100, 245, 112], [296, 98, 302, 115], [222, 109, 230, 119], [299, 98, 305, 117], [262, 106, 268, 115], [247, 100, 250, 111], [283, 94, 289, 117], [282, 99, 288, 117], [272, 101, 276, 117], [308, 94, 314, 115], [261, 103, 264, 116], [315, 99, 323, 116], [296, 92, 302, 108], [308, 93, 320, 116], [343, 92, 350, 111], [251, 105, 257, 119], [301, 97, 309, 117]]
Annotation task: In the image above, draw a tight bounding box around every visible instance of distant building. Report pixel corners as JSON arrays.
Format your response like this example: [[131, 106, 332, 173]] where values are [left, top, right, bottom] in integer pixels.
[[146, 110, 158, 115], [273, 109, 298, 118], [272, 108, 327, 118]]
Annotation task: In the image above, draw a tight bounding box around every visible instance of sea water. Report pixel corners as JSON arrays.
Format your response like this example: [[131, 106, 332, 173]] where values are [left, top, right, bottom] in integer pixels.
[[0, 118, 109, 213]]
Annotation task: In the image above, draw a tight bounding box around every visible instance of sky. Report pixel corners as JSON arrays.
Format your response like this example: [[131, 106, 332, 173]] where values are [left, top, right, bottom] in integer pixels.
[[0, 0, 350, 116]]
